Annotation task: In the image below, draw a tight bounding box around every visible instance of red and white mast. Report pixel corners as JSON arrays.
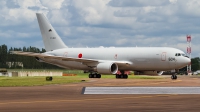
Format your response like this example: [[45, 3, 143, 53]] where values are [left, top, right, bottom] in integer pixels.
[[186, 35, 191, 73]]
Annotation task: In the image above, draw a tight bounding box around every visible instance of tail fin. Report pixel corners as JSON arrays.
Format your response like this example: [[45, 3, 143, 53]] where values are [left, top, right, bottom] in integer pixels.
[[36, 13, 67, 51]]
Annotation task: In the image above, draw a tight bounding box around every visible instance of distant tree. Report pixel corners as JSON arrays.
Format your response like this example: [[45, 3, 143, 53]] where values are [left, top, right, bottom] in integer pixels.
[[179, 57, 200, 72], [0, 44, 8, 68], [191, 57, 200, 71], [0, 44, 63, 69]]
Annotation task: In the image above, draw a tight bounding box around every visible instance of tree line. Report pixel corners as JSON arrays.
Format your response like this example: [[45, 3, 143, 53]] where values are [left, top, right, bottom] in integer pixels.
[[0, 44, 61, 69], [180, 57, 200, 72], [0, 44, 200, 71]]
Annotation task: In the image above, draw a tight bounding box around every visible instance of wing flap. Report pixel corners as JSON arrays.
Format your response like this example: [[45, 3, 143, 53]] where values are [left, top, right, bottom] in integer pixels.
[[11, 51, 47, 57]]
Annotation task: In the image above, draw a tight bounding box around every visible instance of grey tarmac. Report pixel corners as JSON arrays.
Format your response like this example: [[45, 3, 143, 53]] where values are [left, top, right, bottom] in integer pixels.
[[1, 75, 200, 112]]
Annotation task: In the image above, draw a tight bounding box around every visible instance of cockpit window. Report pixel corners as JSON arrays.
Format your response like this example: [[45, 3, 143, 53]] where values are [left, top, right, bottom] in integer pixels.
[[175, 53, 186, 57], [181, 53, 186, 56]]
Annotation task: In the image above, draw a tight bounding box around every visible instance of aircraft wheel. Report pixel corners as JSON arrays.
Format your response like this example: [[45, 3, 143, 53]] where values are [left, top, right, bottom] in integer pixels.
[[89, 74, 93, 78], [171, 75, 177, 80], [123, 75, 128, 79], [93, 74, 97, 78], [116, 74, 128, 79], [116, 74, 119, 79], [174, 75, 177, 79], [96, 74, 100, 78], [171, 75, 173, 79], [116, 74, 118, 79], [98, 74, 101, 78], [124, 74, 128, 79]]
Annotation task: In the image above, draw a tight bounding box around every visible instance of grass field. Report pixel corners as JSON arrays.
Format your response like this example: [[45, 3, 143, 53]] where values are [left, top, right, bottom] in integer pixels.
[[7, 69, 78, 73], [0, 69, 163, 87], [0, 76, 84, 87]]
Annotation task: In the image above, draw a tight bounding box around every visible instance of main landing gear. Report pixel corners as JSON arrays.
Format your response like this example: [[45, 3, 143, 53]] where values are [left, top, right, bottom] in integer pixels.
[[171, 73, 177, 80], [116, 74, 128, 79], [116, 71, 128, 79], [89, 73, 101, 78]]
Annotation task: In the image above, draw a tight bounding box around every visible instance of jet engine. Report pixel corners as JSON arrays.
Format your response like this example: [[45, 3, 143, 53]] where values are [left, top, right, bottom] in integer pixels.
[[96, 62, 118, 74], [35, 57, 44, 62]]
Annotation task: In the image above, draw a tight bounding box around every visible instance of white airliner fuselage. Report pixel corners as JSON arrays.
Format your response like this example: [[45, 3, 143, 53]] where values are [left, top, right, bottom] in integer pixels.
[[12, 13, 190, 79], [43, 47, 189, 71]]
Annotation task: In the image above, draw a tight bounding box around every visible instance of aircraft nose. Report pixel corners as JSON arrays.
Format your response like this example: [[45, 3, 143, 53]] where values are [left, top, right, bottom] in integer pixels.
[[185, 58, 191, 65], [178, 57, 191, 67]]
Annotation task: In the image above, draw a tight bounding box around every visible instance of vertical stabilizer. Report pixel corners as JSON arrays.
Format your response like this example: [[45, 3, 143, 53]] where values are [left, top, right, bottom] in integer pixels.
[[36, 13, 67, 51]]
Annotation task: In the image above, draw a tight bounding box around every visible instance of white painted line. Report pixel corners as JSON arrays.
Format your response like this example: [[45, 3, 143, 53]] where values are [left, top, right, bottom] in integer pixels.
[[83, 87, 200, 94]]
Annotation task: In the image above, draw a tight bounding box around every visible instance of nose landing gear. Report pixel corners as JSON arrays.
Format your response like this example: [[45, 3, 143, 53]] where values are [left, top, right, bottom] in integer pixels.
[[171, 73, 177, 80]]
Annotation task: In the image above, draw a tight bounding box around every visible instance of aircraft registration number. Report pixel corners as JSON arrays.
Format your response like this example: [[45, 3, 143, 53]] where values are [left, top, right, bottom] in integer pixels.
[[168, 57, 176, 61], [50, 37, 56, 39]]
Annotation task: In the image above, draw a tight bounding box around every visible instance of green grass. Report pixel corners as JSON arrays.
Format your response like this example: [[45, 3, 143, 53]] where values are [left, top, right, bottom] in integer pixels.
[[7, 69, 83, 72], [0, 74, 162, 87], [1, 69, 163, 87], [0, 76, 84, 87], [99, 74, 162, 79]]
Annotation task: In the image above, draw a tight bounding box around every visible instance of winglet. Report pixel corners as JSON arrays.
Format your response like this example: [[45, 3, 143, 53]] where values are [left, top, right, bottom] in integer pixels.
[[36, 13, 67, 51]]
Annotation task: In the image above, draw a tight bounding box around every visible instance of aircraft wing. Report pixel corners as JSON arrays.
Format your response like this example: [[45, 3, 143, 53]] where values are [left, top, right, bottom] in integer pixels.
[[11, 51, 132, 66], [11, 51, 98, 63]]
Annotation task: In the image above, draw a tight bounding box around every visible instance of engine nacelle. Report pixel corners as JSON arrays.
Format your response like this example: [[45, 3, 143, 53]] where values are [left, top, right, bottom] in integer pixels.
[[35, 57, 44, 62], [96, 62, 118, 74]]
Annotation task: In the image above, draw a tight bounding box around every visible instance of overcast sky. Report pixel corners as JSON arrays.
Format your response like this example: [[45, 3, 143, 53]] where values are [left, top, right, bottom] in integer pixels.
[[0, 0, 200, 57]]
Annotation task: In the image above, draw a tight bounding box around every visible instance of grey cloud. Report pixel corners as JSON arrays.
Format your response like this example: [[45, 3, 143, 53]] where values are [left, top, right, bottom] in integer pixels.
[[28, 6, 41, 10], [6, 0, 20, 8], [1, 0, 200, 57], [65, 5, 84, 26], [108, 0, 170, 7]]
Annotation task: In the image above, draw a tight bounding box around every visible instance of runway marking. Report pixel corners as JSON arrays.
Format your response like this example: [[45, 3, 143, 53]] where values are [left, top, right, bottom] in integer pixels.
[[0, 94, 176, 105], [61, 79, 183, 87], [84, 87, 200, 94], [93, 80, 182, 86]]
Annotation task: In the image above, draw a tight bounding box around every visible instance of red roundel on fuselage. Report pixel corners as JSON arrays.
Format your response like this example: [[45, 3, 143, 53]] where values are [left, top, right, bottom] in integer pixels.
[[78, 53, 82, 58]]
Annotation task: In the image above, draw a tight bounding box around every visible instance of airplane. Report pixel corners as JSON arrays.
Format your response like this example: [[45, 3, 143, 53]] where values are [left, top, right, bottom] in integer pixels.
[[11, 13, 191, 80]]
